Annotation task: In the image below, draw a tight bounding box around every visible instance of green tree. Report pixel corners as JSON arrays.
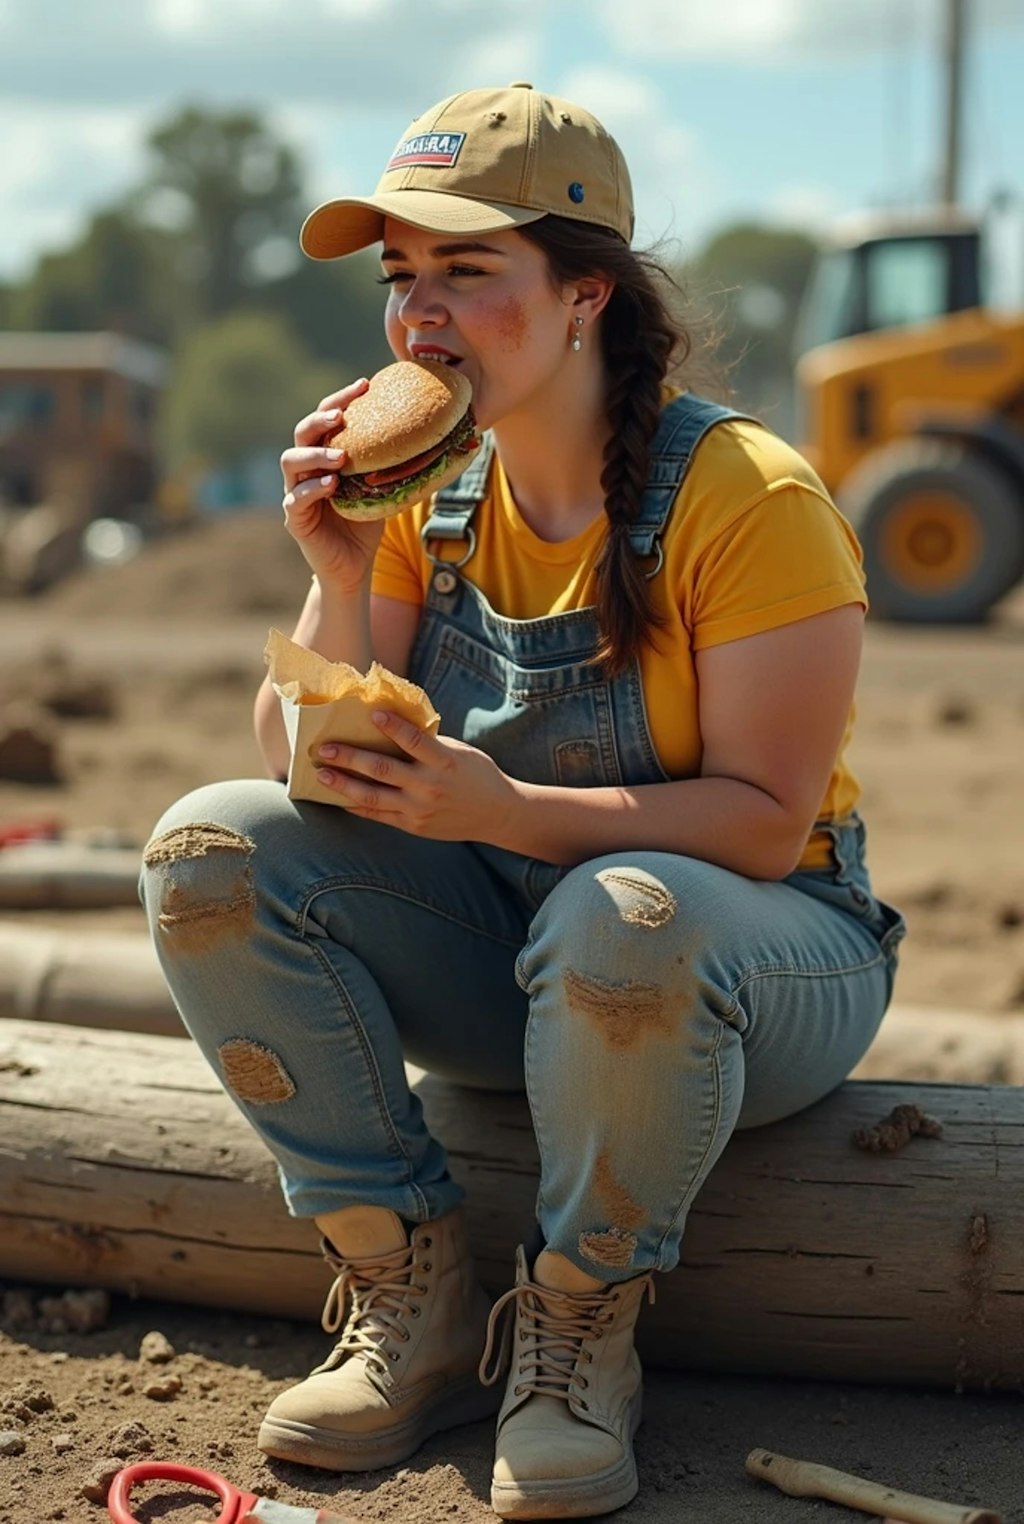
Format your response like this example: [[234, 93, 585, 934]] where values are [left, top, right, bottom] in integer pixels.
[[256, 249, 393, 380], [160, 309, 338, 472], [6, 208, 181, 343], [132, 106, 306, 320]]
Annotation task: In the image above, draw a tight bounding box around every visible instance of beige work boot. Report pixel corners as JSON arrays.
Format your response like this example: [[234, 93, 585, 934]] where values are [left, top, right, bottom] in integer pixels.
[[258, 1205, 498, 1471], [480, 1246, 654, 1519]]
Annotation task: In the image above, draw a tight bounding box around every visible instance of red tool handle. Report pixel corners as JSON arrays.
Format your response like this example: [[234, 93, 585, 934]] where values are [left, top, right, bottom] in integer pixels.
[[107, 1461, 261, 1524]]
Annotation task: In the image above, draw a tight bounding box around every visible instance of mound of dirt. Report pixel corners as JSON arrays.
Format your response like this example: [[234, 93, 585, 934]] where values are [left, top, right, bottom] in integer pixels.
[[43, 513, 312, 622]]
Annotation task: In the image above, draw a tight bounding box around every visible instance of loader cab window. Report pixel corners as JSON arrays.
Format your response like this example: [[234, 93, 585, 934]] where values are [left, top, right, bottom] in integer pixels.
[[795, 228, 983, 356], [866, 239, 947, 330]]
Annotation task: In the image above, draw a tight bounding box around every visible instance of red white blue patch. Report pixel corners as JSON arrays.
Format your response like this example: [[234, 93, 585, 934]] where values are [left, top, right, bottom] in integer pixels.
[[387, 131, 466, 171]]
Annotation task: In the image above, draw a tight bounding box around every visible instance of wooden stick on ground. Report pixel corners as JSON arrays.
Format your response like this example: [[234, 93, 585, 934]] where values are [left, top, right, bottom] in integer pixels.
[[745, 1449, 1001, 1524]]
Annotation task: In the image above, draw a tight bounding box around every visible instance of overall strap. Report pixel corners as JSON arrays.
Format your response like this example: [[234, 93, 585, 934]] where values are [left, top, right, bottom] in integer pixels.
[[628, 394, 756, 560], [420, 432, 495, 549], [420, 397, 756, 565]]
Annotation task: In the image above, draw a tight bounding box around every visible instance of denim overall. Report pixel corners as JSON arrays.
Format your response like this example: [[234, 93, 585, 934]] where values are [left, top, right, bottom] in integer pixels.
[[141, 393, 906, 1280]]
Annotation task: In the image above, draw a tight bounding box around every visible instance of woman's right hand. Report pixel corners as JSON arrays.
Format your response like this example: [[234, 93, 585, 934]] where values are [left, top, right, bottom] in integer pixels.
[[280, 377, 385, 594]]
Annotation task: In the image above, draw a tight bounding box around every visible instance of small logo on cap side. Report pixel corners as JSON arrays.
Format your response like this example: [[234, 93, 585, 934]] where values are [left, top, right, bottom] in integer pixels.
[[387, 132, 466, 171], [568, 181, 585, 204]]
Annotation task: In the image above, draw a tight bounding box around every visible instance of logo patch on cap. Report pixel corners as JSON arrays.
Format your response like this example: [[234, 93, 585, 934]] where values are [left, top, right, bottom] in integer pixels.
[[387, 132, 466, 171]]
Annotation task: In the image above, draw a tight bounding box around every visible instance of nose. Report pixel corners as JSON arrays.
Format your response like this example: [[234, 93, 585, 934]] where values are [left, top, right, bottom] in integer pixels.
[[396, 276, 447, 331]]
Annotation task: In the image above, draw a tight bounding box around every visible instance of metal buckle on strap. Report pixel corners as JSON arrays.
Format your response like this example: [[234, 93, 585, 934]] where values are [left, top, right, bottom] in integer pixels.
[[423, 524, 476, 593], [642, 537, 664, 580]]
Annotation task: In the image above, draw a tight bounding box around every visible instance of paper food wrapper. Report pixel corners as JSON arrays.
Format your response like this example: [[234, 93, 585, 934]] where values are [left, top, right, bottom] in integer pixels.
[[265, 628, 440, 809]]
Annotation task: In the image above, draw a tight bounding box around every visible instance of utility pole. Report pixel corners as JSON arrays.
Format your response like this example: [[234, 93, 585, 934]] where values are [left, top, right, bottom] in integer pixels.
[[941, 0, 965, 207]]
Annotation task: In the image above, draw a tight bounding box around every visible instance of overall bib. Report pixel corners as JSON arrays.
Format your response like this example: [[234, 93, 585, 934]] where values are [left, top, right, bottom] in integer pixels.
[[142, 394, 905, 1278]]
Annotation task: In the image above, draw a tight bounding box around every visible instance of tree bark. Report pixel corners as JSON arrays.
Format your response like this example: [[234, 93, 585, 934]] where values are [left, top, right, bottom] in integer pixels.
[[1, 1019, 1020, 1390]]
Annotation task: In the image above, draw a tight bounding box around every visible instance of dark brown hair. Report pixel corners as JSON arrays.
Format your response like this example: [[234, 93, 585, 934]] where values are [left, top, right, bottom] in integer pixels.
[[518, 215, 703, 676]]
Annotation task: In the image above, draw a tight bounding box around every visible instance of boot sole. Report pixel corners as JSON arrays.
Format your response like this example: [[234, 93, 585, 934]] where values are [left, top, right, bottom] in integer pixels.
[[257, 1376, 501, 1473], [490, 1394, 642, 1520]]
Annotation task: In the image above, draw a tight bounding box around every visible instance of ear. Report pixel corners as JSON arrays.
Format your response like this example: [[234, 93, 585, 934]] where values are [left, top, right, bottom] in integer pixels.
[[564, 274, 615, 324]]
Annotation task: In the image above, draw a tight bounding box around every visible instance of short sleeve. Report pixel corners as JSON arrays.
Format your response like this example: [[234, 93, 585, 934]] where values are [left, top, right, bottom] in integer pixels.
[[689, 483, 867, 651], [371, 514, 426, 606]]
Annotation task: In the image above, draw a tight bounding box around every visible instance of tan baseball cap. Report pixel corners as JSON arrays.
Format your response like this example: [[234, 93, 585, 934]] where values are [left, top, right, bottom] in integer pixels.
[[300, 82, 634, 259]]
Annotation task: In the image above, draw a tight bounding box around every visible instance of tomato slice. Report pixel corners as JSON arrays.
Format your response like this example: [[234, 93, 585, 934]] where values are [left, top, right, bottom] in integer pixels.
[[363, 442, 446, 487]]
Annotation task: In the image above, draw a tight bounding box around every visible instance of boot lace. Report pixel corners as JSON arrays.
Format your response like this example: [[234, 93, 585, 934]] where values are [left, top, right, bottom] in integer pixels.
[[478, 1276, 654, 1407], [318, 1238, 431, 1378]]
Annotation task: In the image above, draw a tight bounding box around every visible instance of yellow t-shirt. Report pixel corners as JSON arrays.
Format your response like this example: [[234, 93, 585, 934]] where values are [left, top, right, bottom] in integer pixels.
[[371, 412, 867, 871]]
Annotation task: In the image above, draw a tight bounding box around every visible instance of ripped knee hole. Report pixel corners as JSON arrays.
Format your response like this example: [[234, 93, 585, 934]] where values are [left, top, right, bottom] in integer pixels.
[[219, 1039, 295, 1104]]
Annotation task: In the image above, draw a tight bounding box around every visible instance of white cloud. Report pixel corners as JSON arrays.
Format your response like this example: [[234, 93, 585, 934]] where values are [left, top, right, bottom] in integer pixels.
[[460, 27, 544, 89], [0, 0, 510, 107], [151, 0, 207, 34], [0, 102, 148, 280], [320, 0, 398, 15], [765, 183, 845, 232], [596, 0, 1024, 63]]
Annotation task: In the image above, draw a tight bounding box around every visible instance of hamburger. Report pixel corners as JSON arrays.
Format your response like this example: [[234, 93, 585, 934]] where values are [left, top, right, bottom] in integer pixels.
[[327, 360, 482, 521]]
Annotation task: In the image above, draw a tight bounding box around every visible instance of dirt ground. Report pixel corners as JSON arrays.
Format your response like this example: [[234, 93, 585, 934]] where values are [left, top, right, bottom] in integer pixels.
[[1, 512, 1022, 1523]]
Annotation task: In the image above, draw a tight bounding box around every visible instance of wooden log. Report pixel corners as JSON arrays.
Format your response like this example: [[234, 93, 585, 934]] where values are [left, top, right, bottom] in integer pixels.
[[0, 926, 181, 1032], [4, 924, 1024, 1086], [0, 1020, 1020, 1390], [852, 1004, 1024, 1086], [0, 843, 142, 908]]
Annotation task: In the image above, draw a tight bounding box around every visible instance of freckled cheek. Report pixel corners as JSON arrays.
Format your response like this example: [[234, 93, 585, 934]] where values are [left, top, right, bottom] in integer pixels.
[[488, 295, 530, 352]]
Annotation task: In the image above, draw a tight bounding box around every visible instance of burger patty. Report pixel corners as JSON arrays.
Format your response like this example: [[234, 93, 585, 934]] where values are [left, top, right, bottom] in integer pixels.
[[333, 409, 479, 502]]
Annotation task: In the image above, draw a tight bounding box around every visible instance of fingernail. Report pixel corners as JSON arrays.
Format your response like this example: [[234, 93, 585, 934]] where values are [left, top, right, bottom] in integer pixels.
[[319, 744, 338, 759], [317, 769, 335, 785], [371, 710, 387, 725], [320, 474, 335, 486], [325, 448, 344, 461], [322, 408, 341, 419]]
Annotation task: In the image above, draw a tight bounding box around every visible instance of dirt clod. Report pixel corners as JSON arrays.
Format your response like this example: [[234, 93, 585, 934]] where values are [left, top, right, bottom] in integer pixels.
[[80, 1460, 123, 1505], [0, 1381, 55, 1423], [36, 1288, 110, 1334], [0, 704, 62, 783], [853, 1102, 943, 1152], [108, 1420, 154, 1459], [141, 1375, 182, 1402], [139, 1330, 176, 1364], [2, 1290, 37, 1329], [0, 1430, 27, 1456]]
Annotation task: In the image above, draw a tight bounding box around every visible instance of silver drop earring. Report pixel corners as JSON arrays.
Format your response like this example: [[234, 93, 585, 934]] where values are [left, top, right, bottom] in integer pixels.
[[571, 315, 583, 352]]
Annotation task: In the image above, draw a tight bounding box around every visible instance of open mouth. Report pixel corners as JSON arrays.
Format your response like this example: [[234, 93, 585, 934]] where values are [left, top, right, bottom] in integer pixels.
[[410, 346, 462, 367]]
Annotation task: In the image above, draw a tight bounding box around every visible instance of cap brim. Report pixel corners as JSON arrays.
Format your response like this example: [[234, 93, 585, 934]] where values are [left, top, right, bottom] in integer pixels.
[[300, 190, 545, 260]]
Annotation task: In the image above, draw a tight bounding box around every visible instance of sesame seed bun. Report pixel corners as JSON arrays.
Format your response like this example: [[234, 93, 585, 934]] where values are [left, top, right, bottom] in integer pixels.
[[327, 360, 481, 521]]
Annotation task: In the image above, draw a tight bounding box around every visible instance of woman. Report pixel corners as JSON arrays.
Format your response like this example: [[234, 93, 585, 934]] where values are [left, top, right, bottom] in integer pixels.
[[141, 82, 905, 1521]]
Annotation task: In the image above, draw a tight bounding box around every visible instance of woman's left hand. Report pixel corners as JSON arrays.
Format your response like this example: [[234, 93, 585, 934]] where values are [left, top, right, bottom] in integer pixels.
[[314, 711, 518, 843]]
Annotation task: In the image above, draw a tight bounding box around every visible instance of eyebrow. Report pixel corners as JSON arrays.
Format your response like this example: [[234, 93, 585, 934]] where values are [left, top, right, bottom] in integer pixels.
[[379, 240, 510, 261]]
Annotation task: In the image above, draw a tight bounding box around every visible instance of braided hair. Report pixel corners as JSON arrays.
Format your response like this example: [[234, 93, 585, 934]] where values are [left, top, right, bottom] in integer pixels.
[[518, 216, 694, 676]]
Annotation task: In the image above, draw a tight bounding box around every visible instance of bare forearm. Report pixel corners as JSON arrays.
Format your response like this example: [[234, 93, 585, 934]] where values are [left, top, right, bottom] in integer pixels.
[[254, 576, 373, 777], [493, 775, 806, 881]]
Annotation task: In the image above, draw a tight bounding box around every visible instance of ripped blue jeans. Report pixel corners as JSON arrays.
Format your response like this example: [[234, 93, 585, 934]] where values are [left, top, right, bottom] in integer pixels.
[[140, 784, 904, 1282]]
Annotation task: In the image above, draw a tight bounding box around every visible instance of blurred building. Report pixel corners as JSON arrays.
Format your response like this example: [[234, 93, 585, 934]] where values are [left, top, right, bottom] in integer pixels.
[[0, 332, 167, 521]]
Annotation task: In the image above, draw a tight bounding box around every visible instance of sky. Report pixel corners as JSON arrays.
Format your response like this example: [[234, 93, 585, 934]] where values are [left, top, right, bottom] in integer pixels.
[[1, 0, 1023, 285]]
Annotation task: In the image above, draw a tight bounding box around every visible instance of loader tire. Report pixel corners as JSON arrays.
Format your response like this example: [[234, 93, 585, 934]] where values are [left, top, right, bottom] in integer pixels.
[[839, 439, 1024, 622]]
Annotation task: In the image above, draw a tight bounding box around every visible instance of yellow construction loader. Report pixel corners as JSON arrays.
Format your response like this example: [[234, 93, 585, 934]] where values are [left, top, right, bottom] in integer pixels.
[[794, 208, 1024, 620]]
